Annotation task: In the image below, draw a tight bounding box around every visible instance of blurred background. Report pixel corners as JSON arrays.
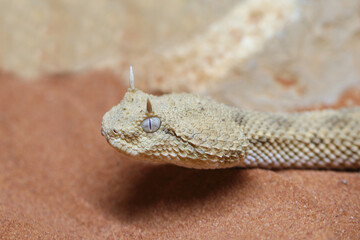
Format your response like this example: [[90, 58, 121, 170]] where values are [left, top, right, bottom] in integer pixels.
[[1, 1, 360, 238], [1, 0, 360, 110]]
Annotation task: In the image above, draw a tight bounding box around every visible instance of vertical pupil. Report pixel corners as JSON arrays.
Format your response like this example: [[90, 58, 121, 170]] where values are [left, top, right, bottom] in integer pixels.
[[141, 117, 161, 133]]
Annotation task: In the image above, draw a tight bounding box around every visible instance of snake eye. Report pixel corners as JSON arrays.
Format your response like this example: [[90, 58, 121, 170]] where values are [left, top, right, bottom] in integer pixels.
[[141, 117, 161, 133]]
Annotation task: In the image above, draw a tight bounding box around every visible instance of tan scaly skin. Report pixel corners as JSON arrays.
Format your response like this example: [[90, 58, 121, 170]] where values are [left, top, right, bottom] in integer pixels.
[[101, 67, 360, 169]]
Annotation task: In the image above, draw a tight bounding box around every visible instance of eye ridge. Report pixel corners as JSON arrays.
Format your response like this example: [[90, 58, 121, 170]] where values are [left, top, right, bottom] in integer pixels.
[[141, 116, 161, 133]]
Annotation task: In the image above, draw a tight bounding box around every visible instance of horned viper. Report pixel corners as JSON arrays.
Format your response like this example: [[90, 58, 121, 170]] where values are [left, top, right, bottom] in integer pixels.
[[101, 67, 360, 169]]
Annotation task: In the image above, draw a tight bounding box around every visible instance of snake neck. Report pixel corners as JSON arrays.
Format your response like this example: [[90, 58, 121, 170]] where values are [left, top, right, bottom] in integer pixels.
[[233, 108, 360, 169]]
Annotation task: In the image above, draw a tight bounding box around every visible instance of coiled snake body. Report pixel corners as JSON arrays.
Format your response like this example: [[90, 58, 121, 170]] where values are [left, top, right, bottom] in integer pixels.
[[101, 69, 360, 169]]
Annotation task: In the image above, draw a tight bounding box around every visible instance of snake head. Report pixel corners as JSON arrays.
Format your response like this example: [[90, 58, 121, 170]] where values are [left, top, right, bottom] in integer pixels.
[[101, 67, 248, 169], [101, 88, 248, 169], [101, 88, 171, 158]]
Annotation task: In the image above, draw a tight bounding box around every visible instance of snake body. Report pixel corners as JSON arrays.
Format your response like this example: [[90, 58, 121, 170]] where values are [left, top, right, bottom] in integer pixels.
[[101, 85, 360, 170]]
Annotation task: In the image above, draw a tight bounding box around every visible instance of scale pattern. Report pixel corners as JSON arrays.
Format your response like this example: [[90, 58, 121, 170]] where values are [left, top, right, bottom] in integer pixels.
[[101, 89, 360, 169], [237, 109, 360, 169]]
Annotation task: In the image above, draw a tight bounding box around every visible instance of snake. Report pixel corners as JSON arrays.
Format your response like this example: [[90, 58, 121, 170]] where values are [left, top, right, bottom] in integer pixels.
[[101, 67, 360, 169]]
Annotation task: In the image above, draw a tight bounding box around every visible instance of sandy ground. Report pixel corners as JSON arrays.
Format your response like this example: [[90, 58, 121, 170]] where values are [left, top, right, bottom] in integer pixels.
[[0, 71, 359, 239]]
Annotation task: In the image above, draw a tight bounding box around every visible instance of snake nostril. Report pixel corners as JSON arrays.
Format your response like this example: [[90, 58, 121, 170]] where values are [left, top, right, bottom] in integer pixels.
[[112, 129, 118, 134]]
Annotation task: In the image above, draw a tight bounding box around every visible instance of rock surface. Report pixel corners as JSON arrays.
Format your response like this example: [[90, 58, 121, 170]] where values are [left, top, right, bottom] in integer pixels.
[[1, 0, 360, 110]]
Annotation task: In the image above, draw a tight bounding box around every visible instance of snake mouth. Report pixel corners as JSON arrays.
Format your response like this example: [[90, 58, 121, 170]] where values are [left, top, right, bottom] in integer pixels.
[[107, 137, 140, 156], [100, 126, 109, 140]]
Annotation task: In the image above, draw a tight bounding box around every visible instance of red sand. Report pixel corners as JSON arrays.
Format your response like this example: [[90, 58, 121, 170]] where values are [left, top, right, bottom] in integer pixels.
[[0, 71, 359, 239]]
